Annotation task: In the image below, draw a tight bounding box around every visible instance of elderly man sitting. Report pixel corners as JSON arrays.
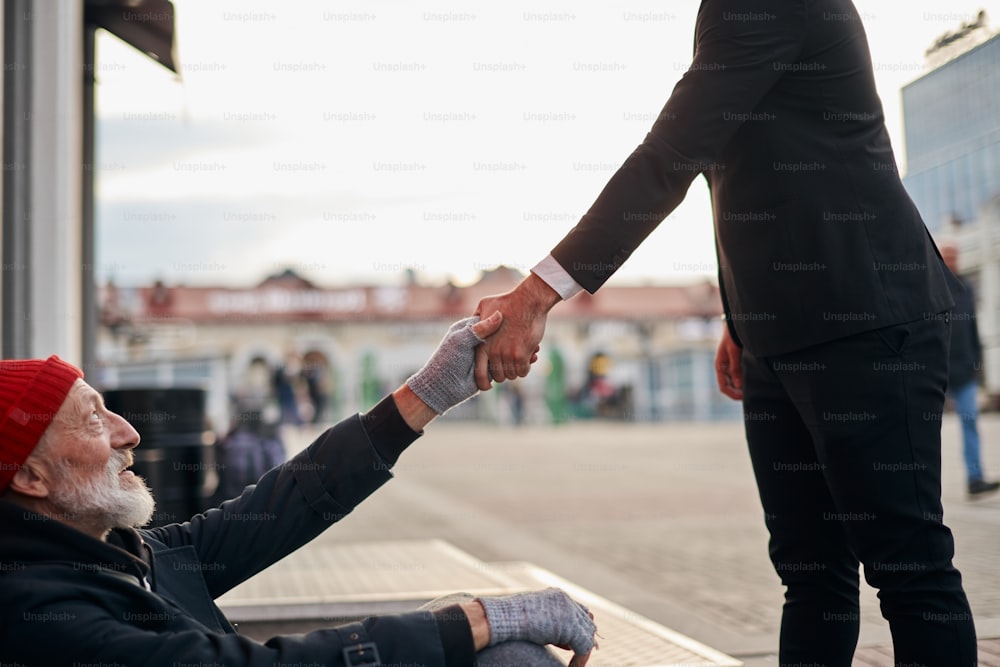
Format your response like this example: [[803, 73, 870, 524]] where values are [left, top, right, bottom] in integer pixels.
[[0, 314, 596, 667]]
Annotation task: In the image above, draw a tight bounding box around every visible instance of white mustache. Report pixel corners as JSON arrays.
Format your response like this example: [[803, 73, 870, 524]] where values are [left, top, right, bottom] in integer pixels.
[[110, 452, 133, 475]]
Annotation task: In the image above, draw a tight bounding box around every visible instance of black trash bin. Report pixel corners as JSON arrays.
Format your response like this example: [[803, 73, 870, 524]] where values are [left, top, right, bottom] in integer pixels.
[[103, 387, 218, 527]]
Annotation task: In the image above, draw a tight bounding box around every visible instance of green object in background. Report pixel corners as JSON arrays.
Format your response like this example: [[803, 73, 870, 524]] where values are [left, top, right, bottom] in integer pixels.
[[545, 348, 570, 424], [360, 351, 382, 407]]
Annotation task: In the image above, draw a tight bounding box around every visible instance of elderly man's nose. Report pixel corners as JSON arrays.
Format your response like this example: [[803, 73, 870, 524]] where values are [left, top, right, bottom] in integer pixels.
[[111, 412, 141, 448]]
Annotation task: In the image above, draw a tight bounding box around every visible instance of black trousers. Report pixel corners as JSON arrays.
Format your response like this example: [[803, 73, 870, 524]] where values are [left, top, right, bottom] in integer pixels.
[[742, 314, 977, 666]]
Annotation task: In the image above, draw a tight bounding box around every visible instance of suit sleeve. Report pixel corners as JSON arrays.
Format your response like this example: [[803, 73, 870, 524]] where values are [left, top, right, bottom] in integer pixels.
[[551, 0, 806, 292]]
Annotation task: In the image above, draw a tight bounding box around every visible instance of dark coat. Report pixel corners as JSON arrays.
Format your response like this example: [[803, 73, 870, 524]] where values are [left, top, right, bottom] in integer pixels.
[[948, 275, 983, 389], [549, 0, 956, 356], [0, 415, 471, 667]]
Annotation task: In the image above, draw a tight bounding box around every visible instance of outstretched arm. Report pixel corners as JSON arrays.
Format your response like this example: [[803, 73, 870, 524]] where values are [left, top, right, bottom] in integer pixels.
[[151, 314, 504, 595], [474, 0, 806, 391]]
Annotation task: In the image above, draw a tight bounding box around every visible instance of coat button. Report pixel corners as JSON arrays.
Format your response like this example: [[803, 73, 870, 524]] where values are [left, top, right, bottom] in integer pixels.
[[350, 632, 359, 641]]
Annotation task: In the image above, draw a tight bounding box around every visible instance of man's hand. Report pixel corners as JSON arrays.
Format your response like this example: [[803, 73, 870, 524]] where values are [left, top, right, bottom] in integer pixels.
[[474, 273, 561, 390], [715, 323, 743, 401], [476, 588, 597, 666]]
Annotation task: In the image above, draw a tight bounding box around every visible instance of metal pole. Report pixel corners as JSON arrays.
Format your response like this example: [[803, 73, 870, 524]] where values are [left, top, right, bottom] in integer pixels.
[[2, 0, 34, 358], [81, 21, 97, 375]]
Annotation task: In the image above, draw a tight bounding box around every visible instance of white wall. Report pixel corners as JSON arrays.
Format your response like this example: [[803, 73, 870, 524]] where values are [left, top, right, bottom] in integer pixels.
[[28, 0, 84, 363]]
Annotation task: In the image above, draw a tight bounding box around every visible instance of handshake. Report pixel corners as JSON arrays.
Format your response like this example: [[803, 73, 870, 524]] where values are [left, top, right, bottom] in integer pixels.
[[407, 276, 555, 415]]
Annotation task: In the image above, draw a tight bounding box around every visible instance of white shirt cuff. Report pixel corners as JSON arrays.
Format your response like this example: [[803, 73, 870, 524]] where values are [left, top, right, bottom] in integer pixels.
[[531, 255, 584, 301]]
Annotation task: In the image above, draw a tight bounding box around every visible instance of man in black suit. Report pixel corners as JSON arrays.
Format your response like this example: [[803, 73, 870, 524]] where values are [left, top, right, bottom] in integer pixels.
[[472, 1, 977, 664]]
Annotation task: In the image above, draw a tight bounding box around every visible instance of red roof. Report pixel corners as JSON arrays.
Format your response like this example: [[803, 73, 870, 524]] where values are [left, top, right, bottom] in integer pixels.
[[101, 268, 722, 325]]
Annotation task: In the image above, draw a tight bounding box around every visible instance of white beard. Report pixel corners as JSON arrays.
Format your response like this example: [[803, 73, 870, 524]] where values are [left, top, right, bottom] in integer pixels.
[[49, 451, 156, 531]]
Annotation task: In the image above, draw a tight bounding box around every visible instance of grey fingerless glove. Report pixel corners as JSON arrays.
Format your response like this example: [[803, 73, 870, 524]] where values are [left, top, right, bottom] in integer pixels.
[[478, 588, 597, 655], [406, 316, 485, 415]]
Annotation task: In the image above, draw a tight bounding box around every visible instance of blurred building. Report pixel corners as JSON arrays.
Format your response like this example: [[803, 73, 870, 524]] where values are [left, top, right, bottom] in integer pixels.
[[96, 267, 742, 428], [901, 11, 1000, 400], [902, 11, 1000, 231]]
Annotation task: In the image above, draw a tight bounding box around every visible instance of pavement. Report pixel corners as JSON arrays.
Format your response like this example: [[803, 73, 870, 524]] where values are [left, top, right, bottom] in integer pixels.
[[280, 412, 1000, 665]]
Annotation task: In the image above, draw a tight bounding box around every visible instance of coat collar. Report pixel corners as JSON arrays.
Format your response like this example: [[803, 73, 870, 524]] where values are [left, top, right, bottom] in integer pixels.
[[0, 498, 150, 582]]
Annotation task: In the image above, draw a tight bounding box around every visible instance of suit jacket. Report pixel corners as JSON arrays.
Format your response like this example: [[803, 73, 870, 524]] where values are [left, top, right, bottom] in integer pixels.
[[549, 0, 955, 356], [0, 415, 472, 667]]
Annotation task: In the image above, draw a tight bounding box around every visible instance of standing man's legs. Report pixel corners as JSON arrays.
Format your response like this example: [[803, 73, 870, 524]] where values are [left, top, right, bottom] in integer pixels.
[[744, 315, 977, 666]]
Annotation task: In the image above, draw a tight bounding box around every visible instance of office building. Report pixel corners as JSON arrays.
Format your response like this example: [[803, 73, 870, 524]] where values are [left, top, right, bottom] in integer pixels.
[[902, 12, 1000, 230]]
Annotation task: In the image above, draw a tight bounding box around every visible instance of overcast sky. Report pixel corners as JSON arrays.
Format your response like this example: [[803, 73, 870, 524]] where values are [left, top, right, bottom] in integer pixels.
[[93, 0, 998, 288]]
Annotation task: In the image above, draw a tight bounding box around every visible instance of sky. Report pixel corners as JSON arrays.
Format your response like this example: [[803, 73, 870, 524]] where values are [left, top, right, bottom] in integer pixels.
[[93, 0, 998, 289]]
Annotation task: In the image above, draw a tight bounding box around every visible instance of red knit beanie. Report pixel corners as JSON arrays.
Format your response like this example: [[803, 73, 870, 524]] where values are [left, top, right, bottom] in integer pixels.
[[0, 356, 84, 493]]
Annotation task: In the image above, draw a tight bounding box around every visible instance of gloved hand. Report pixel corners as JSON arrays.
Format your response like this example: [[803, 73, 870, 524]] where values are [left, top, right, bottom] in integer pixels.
[[477, 587, 597, 657], [406, 313, 502, 415]]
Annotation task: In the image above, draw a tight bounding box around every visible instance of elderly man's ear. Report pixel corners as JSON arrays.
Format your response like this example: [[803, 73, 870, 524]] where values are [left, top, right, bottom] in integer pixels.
[[9, 461, 51, 499]]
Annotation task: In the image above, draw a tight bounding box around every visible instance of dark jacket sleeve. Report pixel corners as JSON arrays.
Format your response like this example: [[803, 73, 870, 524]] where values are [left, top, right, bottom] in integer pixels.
[[551, 0, 806, 292], [2, 592, 462, 667], [145, 413, 398, 597]]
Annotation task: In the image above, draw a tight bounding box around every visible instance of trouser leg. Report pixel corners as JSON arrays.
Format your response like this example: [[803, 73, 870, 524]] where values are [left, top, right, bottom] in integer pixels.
[[743, 348, 861, 666], [764, 317, 976, 666]]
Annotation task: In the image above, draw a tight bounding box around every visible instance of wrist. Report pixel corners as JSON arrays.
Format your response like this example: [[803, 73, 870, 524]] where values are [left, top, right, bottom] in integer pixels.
[[360, 394, 422, 465], [523, 272, 562, 313], [461, 600, 491, 651], [392, 385, 438, 431]]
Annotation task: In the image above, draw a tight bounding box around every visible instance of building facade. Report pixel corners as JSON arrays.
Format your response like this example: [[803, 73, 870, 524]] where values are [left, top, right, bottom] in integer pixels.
[[902, 16, 1000, 231], [902, 13, 1000, 400], [96, 268, 742, 432]]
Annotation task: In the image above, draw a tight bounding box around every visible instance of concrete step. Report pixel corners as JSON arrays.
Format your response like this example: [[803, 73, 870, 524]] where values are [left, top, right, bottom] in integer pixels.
[[216, 538, 742, 666]]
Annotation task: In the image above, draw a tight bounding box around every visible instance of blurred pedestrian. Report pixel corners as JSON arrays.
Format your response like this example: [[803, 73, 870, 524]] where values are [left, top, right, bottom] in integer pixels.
[[214, 403, 287, 502], [302, 358, 330, 424], [273, 353, 303, 427], [940, 242, 1000, 498]]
